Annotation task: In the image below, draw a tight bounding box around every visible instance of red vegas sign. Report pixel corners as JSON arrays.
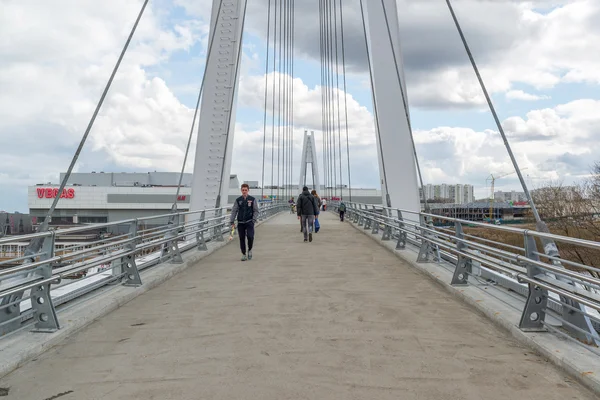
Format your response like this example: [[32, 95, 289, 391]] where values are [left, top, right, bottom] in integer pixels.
[[37, 188, 75, 199]]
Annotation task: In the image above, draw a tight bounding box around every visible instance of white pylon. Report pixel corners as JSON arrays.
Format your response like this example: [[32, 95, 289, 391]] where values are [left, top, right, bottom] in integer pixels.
[[298, 130, 321, 194], [189, 0, 247, 214], [364, 0, 421, 217]]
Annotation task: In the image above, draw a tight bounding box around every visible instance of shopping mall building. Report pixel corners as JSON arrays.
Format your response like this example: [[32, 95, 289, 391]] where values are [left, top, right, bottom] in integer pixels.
[[28, 172, 383, 226]]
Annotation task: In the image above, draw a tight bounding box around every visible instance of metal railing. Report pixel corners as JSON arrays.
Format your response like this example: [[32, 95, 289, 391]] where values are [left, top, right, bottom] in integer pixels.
[[0, 202, 287, 337], [332, 201, 600, 352]]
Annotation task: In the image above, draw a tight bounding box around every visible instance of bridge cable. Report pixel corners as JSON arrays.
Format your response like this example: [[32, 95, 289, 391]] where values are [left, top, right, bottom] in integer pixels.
[[277, 0, 283, 201], [333, 0, 343, 200], [326, 0, 335, 199], [270, 0, 278, 199], [287, 0, 293, 201], [260, 0, 273, 200], [379, 0, 429, 212], [444, 0, 541, 222], [214, 0, 248, 208], [323, 0, 331, 196], [26, 0, 150, 257], [326, 0, 334, 199], [329, 0, 338, 199], [281, 0, 287, 201], [329, 0, 337, 199], [288, 0, 294, 200], [173, 0, 227, 211], [358, 0, 391, 207], [338, 0, 352, 201], [291, 0, 295, 197], [318, 0, 326, 194], [319, 0, 327, 197]]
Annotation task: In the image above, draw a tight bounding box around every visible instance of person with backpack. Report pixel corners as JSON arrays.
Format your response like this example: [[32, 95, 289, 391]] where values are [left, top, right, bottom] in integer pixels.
[[296, 186, 319, 242], [338, 201, 346, 222]]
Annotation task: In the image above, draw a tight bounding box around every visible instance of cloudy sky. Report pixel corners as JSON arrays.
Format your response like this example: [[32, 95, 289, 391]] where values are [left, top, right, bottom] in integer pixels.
[[1, 0, 599, 212]]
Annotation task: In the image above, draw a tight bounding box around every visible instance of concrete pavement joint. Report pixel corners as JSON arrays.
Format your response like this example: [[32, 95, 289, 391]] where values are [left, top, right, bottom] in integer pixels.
[[344, 213, 600, 395], [0, 211, 281, 380]]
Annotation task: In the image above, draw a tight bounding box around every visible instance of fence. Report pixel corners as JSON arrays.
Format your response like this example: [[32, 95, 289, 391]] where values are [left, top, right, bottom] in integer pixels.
[[333, 201, 600, 352], [0, 202, 286, 337]]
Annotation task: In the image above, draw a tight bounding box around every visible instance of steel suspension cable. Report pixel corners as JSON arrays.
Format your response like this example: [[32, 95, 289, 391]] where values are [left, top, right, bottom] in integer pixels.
[[287, 0, 293, 199], [338, 0, 352, 201], [277, 0, 283, 201], [326, 0, 334, 198], [291, 0, 295, 195], [329, 0, 336, 199], [28, 0, 150, 247], [359, 0, 391, 207], [379, 0, 429, 211], [323, 0, 331, 198], [330, 0, 339, 199], [333, 0, 343, 200], [445, 0, 541, 222], [281, 0, 287, 201], [318, 0, 326, 195], [260, 0, 273, 199], [270, 0, 278, 199]]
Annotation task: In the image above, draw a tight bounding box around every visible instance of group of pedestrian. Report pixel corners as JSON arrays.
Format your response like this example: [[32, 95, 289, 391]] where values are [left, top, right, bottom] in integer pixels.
[[296, 186, 320, 242], [229, 183, 348, 261]]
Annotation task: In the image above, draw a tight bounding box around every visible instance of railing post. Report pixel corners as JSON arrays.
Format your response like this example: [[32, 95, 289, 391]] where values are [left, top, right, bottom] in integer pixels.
[[121, 221, 142, 286], [395, 209, 407, 250], [518, 234, 548, 331], [1, 233, 60, 335], [356, 204, 363, 226], [353, 204, 360, 223], [363, 206, 372, 230], [371, 206, 380, 235], [417, 215, 439, 263], [214, 208, 225, 242], [160, 216, 184, 264], [382, 208, 392, 241], [451, 221, 470, 286], [196, 211, 208, 251], [30, 232, 60, 332]]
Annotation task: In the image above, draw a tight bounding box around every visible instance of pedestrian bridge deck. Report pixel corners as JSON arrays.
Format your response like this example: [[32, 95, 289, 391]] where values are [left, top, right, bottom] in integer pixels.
[[1, 212, 595, 399]]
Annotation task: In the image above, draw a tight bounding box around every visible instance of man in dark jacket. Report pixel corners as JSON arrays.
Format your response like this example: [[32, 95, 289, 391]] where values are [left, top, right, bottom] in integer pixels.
[[296, 186, 319, 242], [230, 183, 259, 261]]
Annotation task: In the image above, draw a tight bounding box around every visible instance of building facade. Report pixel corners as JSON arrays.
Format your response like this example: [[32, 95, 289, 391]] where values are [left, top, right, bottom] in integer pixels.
[[494, 190, 527, 203], [421, 184, 475, 204], [28, 172, 386, 228]]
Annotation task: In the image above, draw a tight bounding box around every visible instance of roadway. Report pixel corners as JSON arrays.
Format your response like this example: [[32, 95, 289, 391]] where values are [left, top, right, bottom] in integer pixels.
[[0, 212, 595, 399]]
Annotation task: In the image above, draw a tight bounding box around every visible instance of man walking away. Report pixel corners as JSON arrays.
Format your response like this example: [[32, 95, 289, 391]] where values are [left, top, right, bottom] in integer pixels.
[[338, 201, 346, 222], [296, 186, 319, 242], [230, 183, 259, 261]]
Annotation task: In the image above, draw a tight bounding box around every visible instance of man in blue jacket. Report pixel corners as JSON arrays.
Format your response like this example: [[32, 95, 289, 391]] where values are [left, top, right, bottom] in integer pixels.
[[230, 183, 259, 261]]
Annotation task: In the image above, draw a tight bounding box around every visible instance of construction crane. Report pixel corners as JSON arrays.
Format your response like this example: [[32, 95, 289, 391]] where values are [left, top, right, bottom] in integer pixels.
[[486, 168, 528, 222]]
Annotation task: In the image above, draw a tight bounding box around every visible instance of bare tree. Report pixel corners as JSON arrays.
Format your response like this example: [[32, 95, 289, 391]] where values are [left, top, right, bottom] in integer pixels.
[[529, 165, 600, 274]]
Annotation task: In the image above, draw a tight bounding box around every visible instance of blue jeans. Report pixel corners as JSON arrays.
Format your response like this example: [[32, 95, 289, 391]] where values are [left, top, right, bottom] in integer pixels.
[[301, 215, 315, 240]]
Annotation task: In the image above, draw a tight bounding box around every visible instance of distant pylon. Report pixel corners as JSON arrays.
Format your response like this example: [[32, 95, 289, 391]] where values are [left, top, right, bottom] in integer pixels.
[[298, 130, 321, 193]]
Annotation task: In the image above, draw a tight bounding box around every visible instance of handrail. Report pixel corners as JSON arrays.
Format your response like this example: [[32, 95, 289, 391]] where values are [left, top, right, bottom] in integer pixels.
[[332, 200, 600, 348], [0, 202, 288, 337]]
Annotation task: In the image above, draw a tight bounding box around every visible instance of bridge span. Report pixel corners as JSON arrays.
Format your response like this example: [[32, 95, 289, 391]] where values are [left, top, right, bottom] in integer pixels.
[[1, 211, 596, 399]]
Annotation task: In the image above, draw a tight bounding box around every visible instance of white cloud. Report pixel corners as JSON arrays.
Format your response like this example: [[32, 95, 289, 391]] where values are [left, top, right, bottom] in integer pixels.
[[0, 0, 208, 211], [0, 0, 598, 213], [414, 99, 600, 198], [506, 90, 551, 101]]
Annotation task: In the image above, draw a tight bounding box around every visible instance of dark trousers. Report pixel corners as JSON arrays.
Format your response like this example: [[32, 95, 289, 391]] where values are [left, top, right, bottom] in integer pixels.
[[238, 222, 255, 254], [339, 211, 345, 221]]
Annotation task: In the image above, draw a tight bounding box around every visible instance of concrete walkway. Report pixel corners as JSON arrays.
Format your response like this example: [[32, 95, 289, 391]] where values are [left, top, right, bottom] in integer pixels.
[[0, 212, 595, 399]]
